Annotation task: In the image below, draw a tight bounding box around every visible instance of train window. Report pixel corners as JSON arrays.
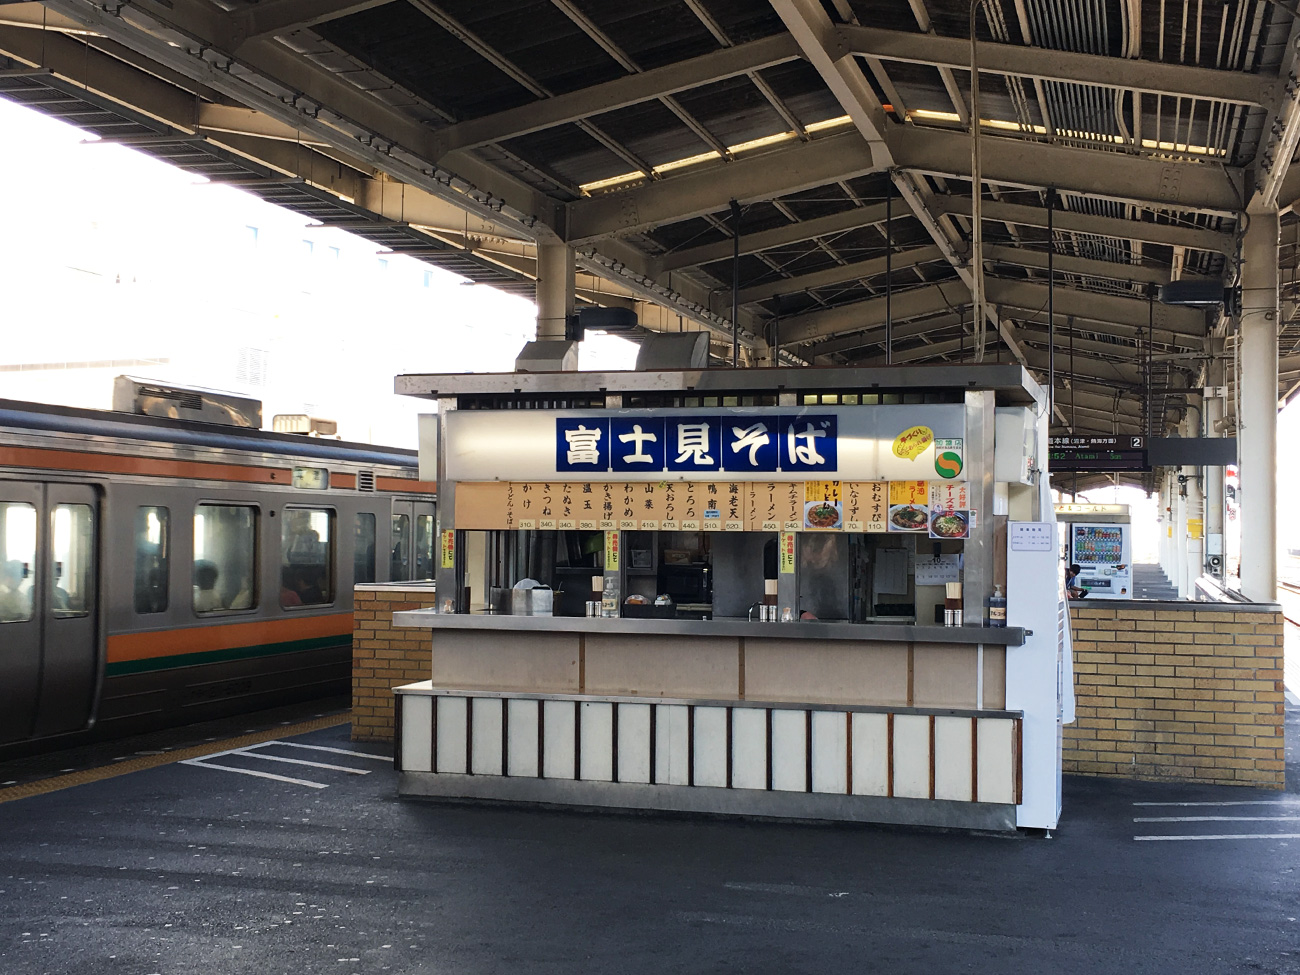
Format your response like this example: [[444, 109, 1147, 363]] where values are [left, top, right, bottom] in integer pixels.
[[51, 504, 94, 618], [194, 504, 257, 614], [281, 508, 334, 608], [354, 513, 376, 585], [414, 514, 435, 580], [390, 514, 410, 580], [133, 506, 169, 614], [0, 502, 36, 623]]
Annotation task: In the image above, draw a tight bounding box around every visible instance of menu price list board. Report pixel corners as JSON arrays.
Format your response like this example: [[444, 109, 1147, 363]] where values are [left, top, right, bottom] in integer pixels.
[[455, 480, 940, 534], [1048, 436, 1148, 472]]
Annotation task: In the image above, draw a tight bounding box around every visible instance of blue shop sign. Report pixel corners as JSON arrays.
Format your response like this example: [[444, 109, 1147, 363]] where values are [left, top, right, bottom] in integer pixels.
[[557, 414, 837, 474]]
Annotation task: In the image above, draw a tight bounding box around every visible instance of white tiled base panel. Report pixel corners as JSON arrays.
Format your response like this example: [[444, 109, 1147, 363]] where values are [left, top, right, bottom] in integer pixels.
[[395, 683, 1021, 830]]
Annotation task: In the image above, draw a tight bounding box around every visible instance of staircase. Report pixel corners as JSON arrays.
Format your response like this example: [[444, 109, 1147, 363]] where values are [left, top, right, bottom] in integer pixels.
[[1131, 563, 1180, 601]]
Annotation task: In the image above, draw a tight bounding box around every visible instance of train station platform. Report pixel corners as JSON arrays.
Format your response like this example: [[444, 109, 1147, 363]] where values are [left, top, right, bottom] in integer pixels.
[[0, 705, 1298, 974]]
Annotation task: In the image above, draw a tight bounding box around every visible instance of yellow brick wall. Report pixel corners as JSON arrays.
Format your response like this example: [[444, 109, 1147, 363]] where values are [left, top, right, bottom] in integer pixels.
[[351, 587, 438, 743], [1065, 604, 1285, 788]]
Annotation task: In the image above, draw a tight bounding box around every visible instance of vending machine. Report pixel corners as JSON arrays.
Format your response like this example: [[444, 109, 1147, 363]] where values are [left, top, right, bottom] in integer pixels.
[[1069, 523, 1132, 600]]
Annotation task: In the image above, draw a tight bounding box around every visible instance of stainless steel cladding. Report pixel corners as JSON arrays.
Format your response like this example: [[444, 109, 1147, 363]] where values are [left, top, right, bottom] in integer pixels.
[[0, 396, 434, 754]]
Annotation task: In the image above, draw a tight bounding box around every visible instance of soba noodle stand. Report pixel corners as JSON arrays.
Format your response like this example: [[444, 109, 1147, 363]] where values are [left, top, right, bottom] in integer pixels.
[[393, 364, 1070, 831]]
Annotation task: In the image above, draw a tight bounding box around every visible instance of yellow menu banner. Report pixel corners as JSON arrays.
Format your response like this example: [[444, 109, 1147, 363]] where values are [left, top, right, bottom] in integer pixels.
[[779, 531, 796, 573], [439, 529, 455, 569], [889, 480, 928, 505], [455, 480, 963, 535]]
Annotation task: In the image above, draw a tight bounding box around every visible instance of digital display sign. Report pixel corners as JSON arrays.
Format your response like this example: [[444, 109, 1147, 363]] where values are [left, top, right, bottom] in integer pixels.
[[1048, 436, 1149, 472]]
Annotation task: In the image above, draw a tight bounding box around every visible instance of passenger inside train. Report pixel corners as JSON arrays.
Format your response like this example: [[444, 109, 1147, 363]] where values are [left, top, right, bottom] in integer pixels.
[[193, 559, 222, 613], [0, 559, 30, 622]]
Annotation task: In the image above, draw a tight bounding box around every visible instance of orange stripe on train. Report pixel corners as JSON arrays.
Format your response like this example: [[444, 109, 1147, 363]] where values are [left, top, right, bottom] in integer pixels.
[[106, 612, 354, 664], [0, 445, 287, 485]]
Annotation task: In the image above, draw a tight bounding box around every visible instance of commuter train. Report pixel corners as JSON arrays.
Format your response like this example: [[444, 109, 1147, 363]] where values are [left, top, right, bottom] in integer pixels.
[[0, 390, 435, 756]]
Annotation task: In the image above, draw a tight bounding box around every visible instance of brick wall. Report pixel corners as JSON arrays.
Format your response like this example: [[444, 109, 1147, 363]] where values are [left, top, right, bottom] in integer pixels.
[[1065, 603, 1285, 788], [351, 586, 438, 743]]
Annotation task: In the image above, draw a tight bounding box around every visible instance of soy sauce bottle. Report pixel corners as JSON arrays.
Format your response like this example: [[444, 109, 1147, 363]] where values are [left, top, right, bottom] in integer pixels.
[[986, 585, 1007, 627]]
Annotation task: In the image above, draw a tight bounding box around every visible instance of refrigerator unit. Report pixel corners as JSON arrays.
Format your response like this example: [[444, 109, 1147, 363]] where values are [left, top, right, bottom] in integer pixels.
[[1069, 523, 1132, 600]]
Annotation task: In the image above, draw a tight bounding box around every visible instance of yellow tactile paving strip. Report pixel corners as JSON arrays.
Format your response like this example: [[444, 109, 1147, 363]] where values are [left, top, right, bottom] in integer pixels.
[[0, 713, 353, 804]]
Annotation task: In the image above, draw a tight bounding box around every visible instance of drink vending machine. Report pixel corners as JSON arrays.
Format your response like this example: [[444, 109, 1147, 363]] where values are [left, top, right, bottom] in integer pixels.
[[1069, 523, 1132, 600]]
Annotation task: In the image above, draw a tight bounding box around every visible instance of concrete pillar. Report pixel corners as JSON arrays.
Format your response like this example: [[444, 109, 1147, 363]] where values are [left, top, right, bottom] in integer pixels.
[[1183, 464, 1204, 598], [535, 243, 575, 341], [1203, 338, 1227, 578], [1173, 469, 1189, 597], [1238, 205, 1279, 602]]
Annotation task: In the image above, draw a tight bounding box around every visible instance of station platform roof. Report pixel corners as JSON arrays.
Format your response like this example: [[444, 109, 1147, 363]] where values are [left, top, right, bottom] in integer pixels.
[[2, 0, 1299, 490]]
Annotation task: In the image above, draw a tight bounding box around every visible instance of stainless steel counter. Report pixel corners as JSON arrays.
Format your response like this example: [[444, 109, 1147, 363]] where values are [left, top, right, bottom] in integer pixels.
[[391, 609, 1024, 646]]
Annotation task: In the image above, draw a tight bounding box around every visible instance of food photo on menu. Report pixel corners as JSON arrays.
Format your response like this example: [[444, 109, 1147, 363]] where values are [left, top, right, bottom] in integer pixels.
[[888, 503, 929, 532], [929, 508, 970, 539], [803, 500, 842, 530]]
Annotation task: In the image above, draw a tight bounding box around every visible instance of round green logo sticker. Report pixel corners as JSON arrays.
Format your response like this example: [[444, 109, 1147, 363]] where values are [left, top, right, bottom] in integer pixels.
[[935, 451, 963, 478]]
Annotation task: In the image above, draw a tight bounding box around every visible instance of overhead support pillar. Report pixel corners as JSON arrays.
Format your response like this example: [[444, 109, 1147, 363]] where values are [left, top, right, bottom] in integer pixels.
[[1237, 205, 1279, 602], [519, 244, 578, 371], [536, 243, 576, 341]]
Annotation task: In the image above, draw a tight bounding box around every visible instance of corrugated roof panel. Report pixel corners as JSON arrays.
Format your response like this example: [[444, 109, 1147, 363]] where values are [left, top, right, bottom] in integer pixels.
[[687, 0, 788, 44], [670, 74, 797, 147], [573, 1, 727, 70]]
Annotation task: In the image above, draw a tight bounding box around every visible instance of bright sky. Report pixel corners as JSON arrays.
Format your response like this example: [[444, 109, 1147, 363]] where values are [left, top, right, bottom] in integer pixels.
[[0, 97, 637, 447]]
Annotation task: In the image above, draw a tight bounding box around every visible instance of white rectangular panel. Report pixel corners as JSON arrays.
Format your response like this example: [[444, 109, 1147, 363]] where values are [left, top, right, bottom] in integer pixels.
[[400, 695, 432, 773], [579, 702, 614, 782], [655, 704, 690, 786], [617, 704, 652, 784], [506, 699, 539, 778], [934, 716, 973, 802], [470, 698, 503, 776], [730, 707, 767, 791], [770, 709, 808, 793], [850, 712, 888, 796], [542, 699, 576, 780], [693, 707, 728, 788], [435, 696, 468, 775], [892, 714, 931, 799], [811, 710, 848, 795], [976, 718, 1016, 805]]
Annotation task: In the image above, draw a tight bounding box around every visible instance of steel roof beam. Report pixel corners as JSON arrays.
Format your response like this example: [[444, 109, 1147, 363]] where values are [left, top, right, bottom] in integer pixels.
[[984, 278, 1208, 338], [656, 203, 890, 273], [567, 132, 875, 243], [894, 127, 1246, 216], [736, 244, 944, 304], [982, 244, 1200, 287], [0, 24, 198, 131], [41, 0, 569, 241], [935, 196, 1236, 256], [231, 0, 398, 41], [0, 2, 97, 33], [431, 33, 801, 156], [771, 0, 892, 162], [837, 24, 1275, 107], [845, 335, 972, 364], [799, 312, 970, 357], [1021, 348, 1150, 387], [778, 282, 969, 343]]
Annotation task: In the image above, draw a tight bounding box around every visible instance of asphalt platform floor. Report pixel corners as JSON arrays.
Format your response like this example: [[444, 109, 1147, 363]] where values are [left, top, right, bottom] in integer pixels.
[[0, 700, 1298, 974]]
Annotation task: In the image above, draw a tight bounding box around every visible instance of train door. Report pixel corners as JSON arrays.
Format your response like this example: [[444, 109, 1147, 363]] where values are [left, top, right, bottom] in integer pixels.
[[389, 498, 436, 581], [0, 482, 99, 744]]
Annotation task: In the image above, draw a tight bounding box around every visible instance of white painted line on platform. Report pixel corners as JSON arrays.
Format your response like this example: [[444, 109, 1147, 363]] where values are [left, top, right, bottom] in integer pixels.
[[240, 752, 371, 774], [180, 759, 328, 788], [1134, 816, 1300, 823], [1135, 833, 1300, 842], [274, 743, 390, 761], [1133, 800, 1300, 807]]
